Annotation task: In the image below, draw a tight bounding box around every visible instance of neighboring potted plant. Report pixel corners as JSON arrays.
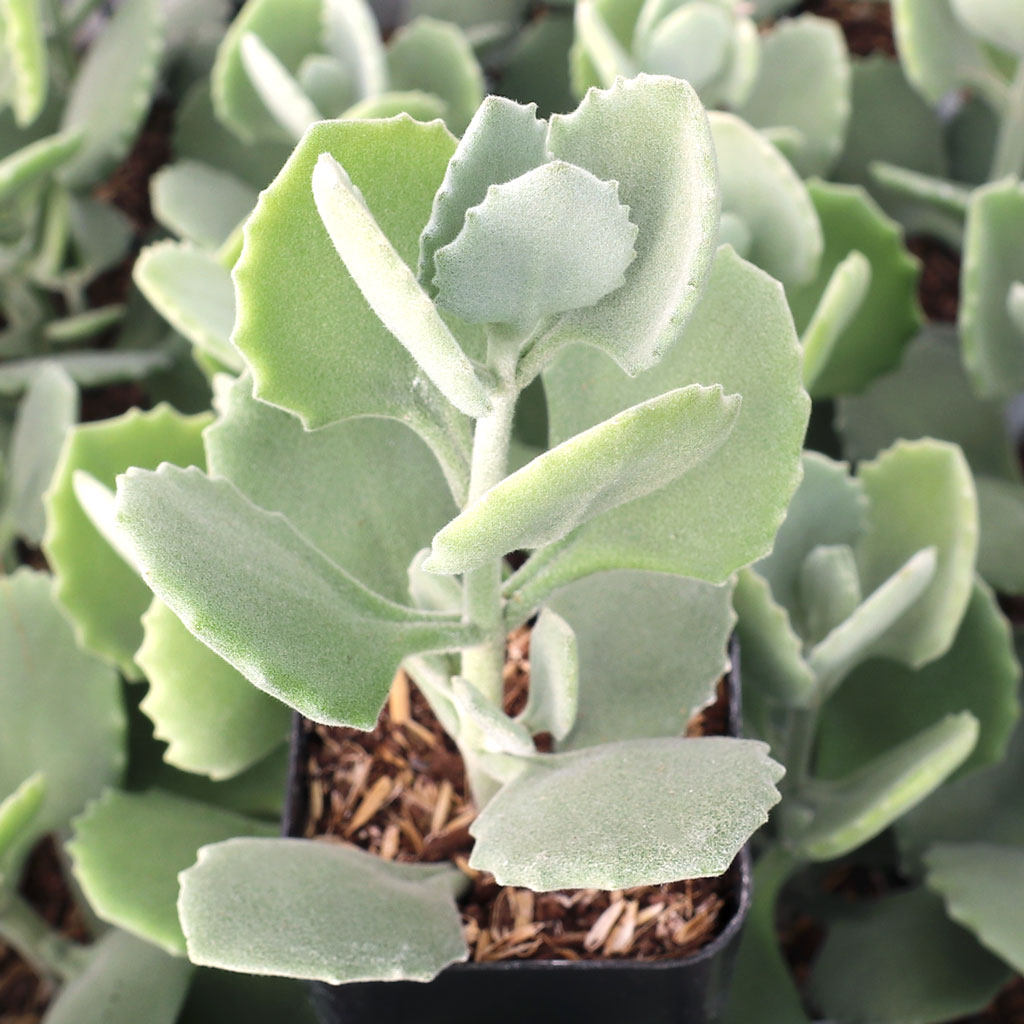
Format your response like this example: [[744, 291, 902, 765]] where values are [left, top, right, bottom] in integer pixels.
[[87, 74, 811, 1020]]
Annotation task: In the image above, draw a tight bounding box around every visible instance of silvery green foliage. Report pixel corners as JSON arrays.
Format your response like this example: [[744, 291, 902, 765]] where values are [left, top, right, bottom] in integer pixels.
[[111, 76, 810, 985], [571, 0, 851, 178]]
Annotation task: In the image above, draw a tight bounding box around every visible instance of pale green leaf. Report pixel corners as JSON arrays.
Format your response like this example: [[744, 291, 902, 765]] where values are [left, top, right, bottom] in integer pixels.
[[71, 472, 137, 570], [340, 88, 446, 120], [837, 325, 1022, 481], [0, 349, 173, 396], [573, 0, 637, 87], [0, 129, 81, 202], [322, 0, 387, 99], [856, 439, 978, 667], [1009, 280, 1024, 333], [239, 32, 321, 143], [637, 2, 734, 98], [736, 14, 851, 177], [298, 54, 356, 115], [43, 305, 125, 345], [418, 96, 549, 295], [790, 712, 979, 860], [133, 242, 242, 372], [708, 112, 822, 287], [386, 17, 484, 135], [0, 570, 123, 879], [960, 178, 1024, 398], [179, 837, 468, 983], [150, 161, 257, 249], [892, 0, 995, 103], [542, 74, 720, 374], [494, 9, 575, 120], [58, 0, 163, 186], [817, 580, 1021, 781], [211, 0, 323, 143], [5, 361, 76, 544], [311, 152, 490, 419], [808, 888, 1010, 1024], [518, 608, 578, 742], [231, 116, 471, 450], [786, 180, 922, 399], [138, 599, 290, 781], [926, 842, 1024, 973], [43, 405, 211, 677], [408, 549, 461, 612], [425, 384, 740, 575], [509, 247, 807, 610], [205, 373, 457, 605], [433, 160, 636, 328], [976, 476, 1024, 594], [69, 789, 276, 955], [950, 0, 1024, 57], [1, 0, 46, 127], [44, 930, 193, 1024], [798, 543, 862, 646], [470, 737, 783, 889], [548, 571, 734, 751], [115, 465, 480, 727], [0, 773, 45, 865], [452, 677, 534, 755]]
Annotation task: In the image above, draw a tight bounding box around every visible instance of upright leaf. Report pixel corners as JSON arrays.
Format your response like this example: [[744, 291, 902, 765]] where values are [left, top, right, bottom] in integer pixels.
[[150, 161, 257, 249], [519, 609, 578, 742], [1, 0, 47, 126], [321, 0, 387, 100]]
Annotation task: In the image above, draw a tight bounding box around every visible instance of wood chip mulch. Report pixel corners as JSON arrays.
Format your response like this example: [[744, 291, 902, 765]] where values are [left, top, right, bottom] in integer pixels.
[[300, 627, 737, 964]]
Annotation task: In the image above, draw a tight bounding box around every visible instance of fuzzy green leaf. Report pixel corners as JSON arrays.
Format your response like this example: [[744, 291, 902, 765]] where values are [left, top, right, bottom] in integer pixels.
[[518, 609, 578, 742], [138, 599, 290, 781], [1, 0, 47, 126], [0, 349, 173, 396], [116, 465, 479, 727], [426, 384, 740, 575], [798, 543, 863, 646], [541, 74, 720, 374], [0, 773, 45, 866], [470, 737, 783, 889], [179, 837, 468, 983], [44, 405, 211, 677], [311, 152, 490, 419], [791, 712, 979, 860], [239, 32, 321, 142], [205, 373, 457, 605], [708, 112, 823, 287], [418, 96, 549, 294], [0, 570, 123, 879], [960, 178, 1024, 398], [322, 0, 387, 100], [976, 477, 1024, 594], [58, 0, 163, 186], [69, 789, 276, 955], [808, 888, 1010, 1024], [856, 439, 978, 668], [573, 0, 637, 87], [950, 0, 1024, 56], [511, 247, 807, 609], [926, 842, 1024, 973], [786, 180, 922, 399], [150, 161, 257, 249], [452, 677, 535, 755], [433, 160, 637, 328], [637, 2, 736, 98], [386, 17, 484, 135], [133, 243, 242, 371], [0, 129, 81, 202], [548, 571, 734, 751]]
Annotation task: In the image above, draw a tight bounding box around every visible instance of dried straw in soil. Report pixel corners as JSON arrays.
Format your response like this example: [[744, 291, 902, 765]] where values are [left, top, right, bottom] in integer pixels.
[[302, 627, 737, 963]]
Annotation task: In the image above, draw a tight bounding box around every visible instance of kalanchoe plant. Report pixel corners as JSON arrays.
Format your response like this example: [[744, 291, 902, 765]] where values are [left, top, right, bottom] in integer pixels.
[[98, 76, 811, 984]]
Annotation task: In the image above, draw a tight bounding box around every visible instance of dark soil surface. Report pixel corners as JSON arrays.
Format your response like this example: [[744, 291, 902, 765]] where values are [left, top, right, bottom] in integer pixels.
[[909, 237, 962, 322], [801, 0, 895, 56]]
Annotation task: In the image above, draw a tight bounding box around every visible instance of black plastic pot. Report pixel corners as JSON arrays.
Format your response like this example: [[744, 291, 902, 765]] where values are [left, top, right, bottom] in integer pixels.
[[282, 638, 752, 1024]]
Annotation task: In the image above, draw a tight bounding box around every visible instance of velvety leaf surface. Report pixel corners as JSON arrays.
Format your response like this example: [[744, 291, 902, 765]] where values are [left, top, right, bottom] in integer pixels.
[[133, 243, 242, 371], [976, 477, 1024, 594], [58, 0, 163, 186], [736, 14, 850, 177], [960, 178, 1024, 398], [548, 571, 734, 750], [179, 837, 467, 983], [0, 349, 173, 395], [115, 465, 478, 727], [808, 888, 1010, 1024], [837, 325, 1021, 481], [1, 0, 47, 126], [791, 713, 979, 861], [518, 609, 578, 742], [469, 737, 783, 889], [950, 0, 1024, 56], [43, 405, 211, 677], [239, 32, 322, 142], [428, 385, 740, 575], [708, 112, 822, 287], [68, 789, 276, 955], [321, 0, 386, 101], [855, 440, 977, 667], [150, 160, 257, 249], [817, 580, 1020, 781], [0, 129, 82, 202], [542, 74, 720, 374], [513, 248, 807, 608], [0, 570, 123, 879], [0, 773, 44, 866], [205, 373, 456, 604], [231, 116, 467, 441], [138, 599, 290, 781], [44, 929, 193, 1024], [786, 181, 922, 399]]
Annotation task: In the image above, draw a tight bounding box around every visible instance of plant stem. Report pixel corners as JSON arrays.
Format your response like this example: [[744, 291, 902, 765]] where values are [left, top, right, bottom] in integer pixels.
[[0, 892, 90, 983], [990, 58, 1024, 181], [782, 702, 819, 797]]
